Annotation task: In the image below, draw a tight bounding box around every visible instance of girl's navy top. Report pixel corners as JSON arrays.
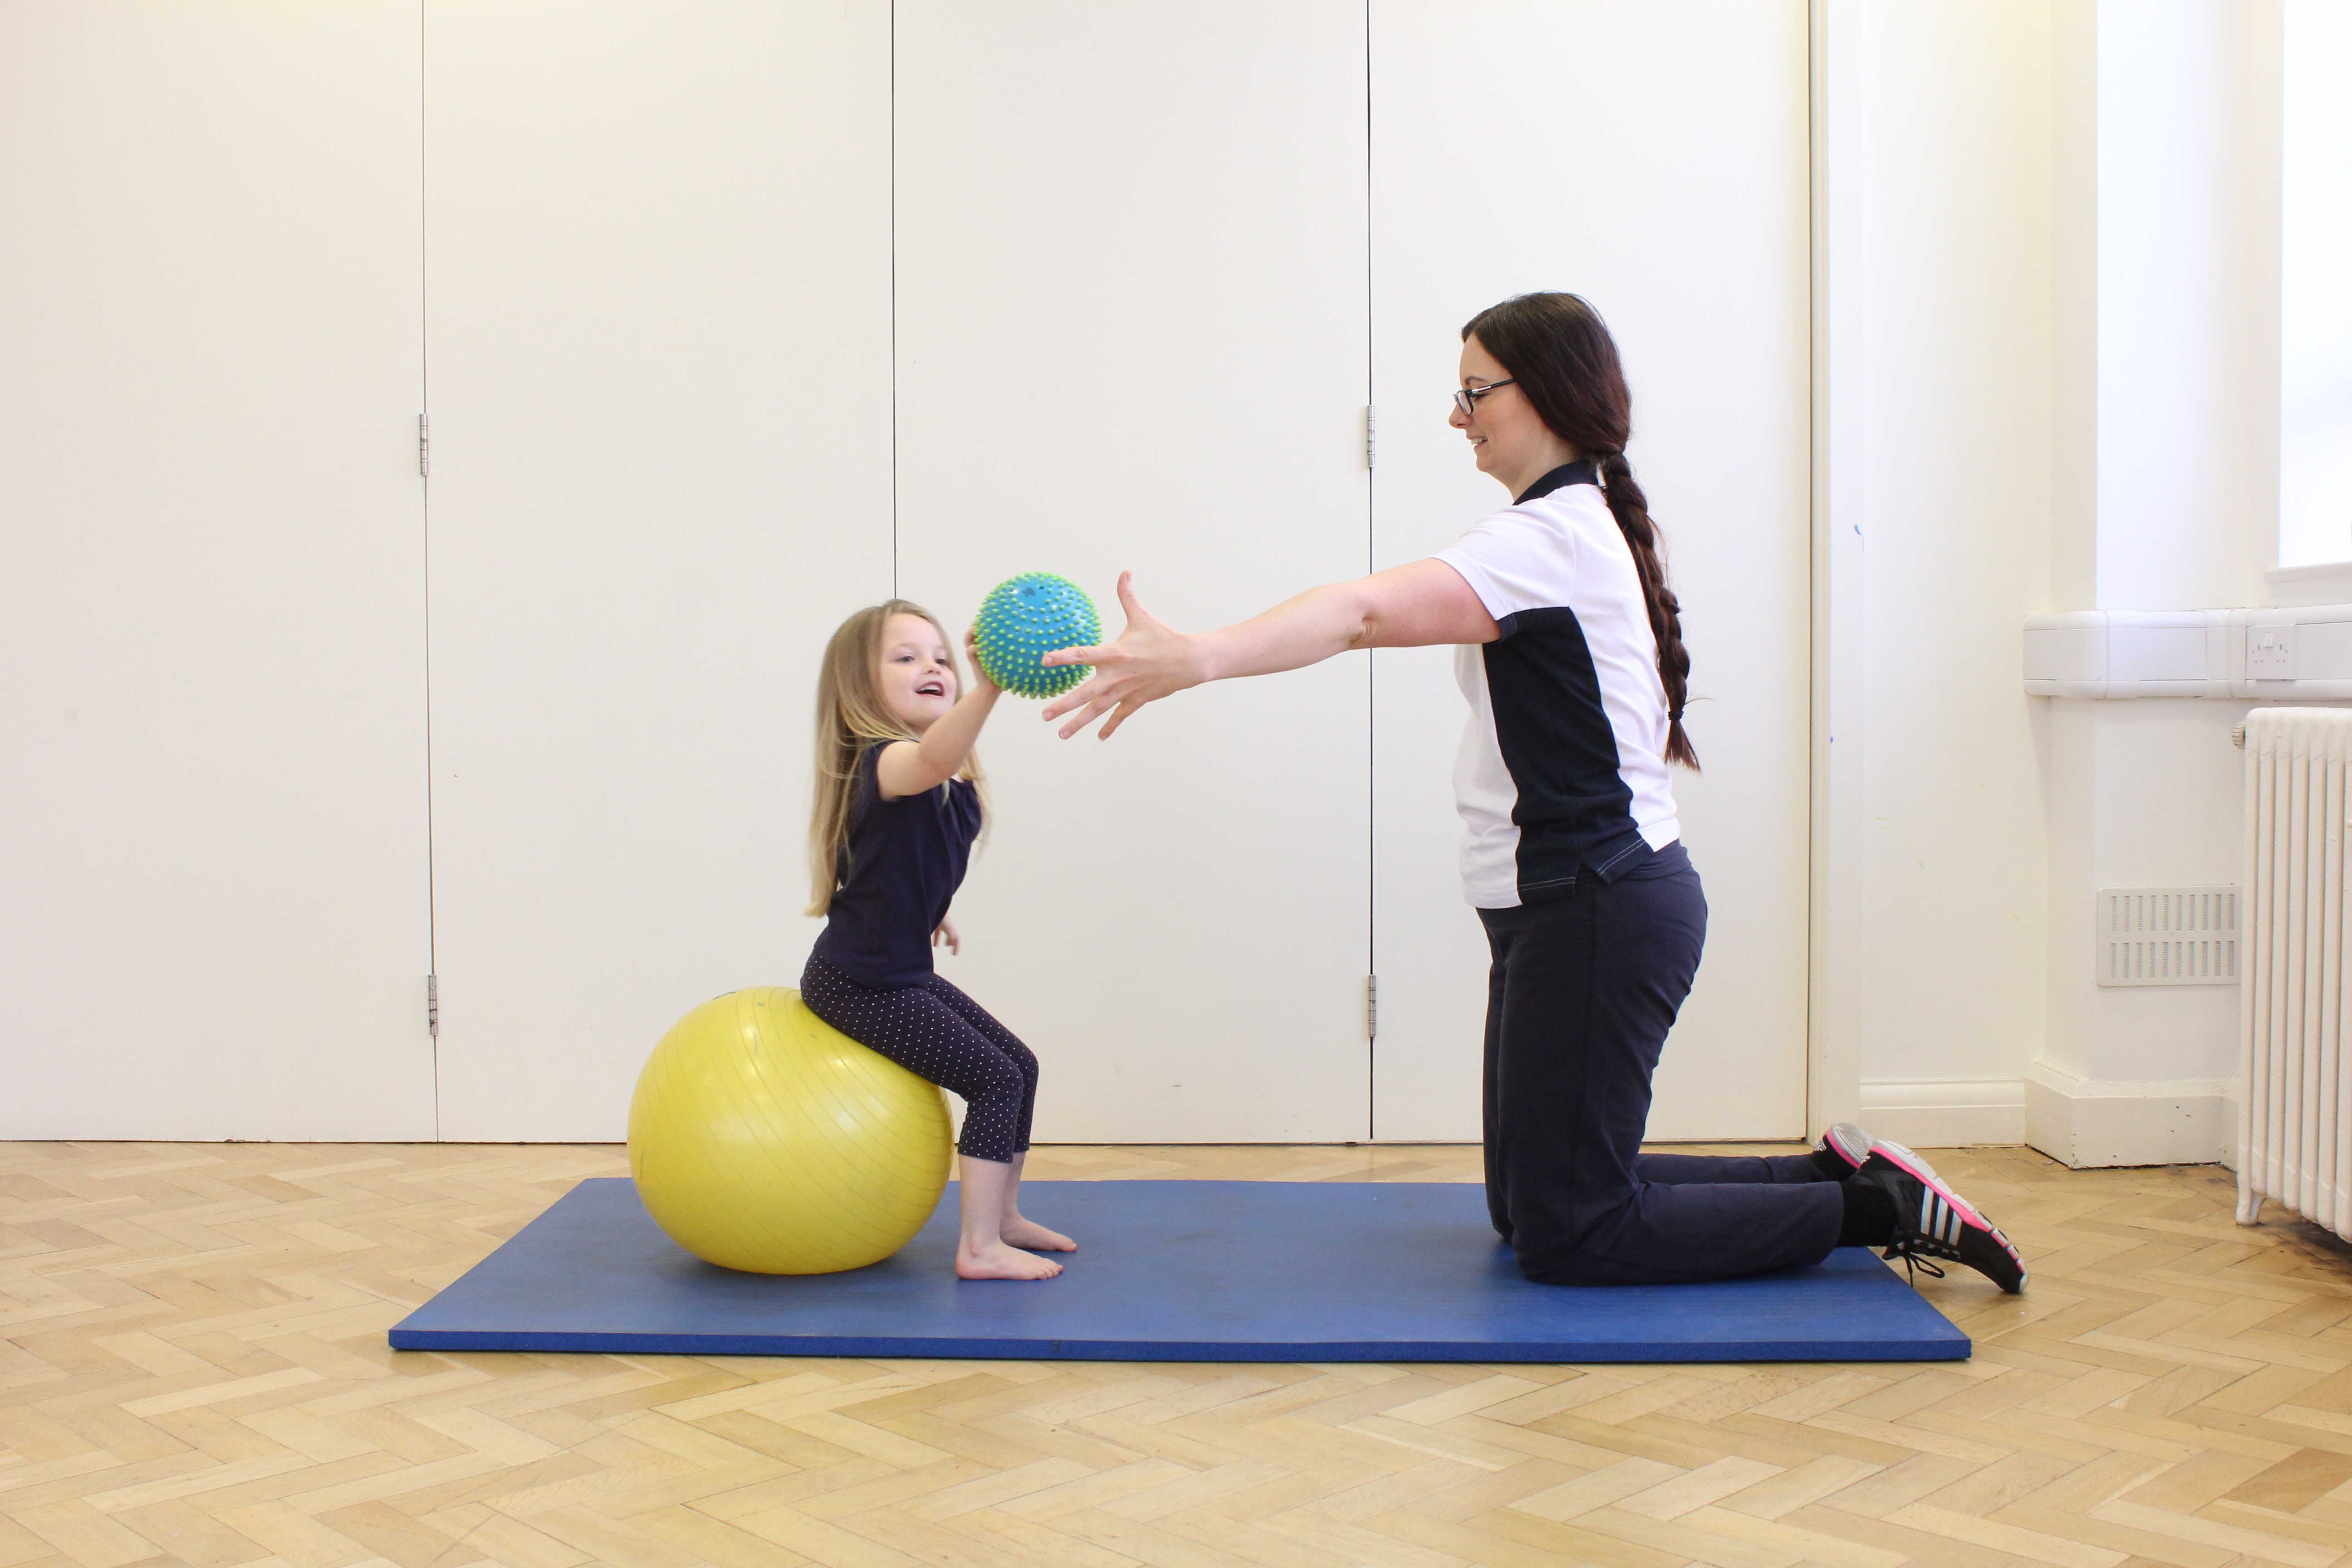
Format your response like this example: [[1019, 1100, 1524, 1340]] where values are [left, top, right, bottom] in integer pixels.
[[809, 742, 982, 989]]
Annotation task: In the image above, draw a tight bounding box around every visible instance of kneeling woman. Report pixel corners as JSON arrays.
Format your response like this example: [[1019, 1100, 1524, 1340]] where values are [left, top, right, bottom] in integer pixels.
[[1040, 292, 2024, 1293]]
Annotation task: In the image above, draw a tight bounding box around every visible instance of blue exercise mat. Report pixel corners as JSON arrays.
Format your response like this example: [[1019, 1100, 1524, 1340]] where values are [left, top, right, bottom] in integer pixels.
[[389, 1179, 1968, 1363]]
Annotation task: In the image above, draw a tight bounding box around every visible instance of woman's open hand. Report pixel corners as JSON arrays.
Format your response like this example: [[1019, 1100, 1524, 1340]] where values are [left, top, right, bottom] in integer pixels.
[[1039, 572, 1207, 739], [932, 914, 961, 956]]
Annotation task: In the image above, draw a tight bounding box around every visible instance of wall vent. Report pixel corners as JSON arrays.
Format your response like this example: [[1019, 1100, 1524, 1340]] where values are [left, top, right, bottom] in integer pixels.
[[2097, 886, 2239, 986]]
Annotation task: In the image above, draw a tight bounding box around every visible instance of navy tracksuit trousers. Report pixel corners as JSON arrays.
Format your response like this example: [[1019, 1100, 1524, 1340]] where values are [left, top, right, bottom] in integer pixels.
[[1479, 852, 1843, 1286]]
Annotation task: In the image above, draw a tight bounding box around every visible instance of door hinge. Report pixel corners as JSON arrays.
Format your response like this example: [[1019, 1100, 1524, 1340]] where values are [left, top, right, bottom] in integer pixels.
[[1364, 405, 1377, 470], [426, 973, 440, 1038], [418, 413, 430, 477], [1366, 973, 1378, 1040]]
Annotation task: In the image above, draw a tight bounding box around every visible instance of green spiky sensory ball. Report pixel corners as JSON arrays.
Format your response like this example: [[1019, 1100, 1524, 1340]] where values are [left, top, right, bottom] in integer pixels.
[[972, 572, 1100, 699]]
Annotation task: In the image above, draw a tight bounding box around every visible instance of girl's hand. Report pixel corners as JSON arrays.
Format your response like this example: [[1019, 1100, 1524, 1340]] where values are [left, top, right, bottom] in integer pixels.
[[1038, 571, 1207, 739], [932, 914, 961, 956], [962, 626, 999, 696]]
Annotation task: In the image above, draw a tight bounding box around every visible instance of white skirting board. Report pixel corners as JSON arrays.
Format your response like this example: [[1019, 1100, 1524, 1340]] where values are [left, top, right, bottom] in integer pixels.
[[1859, 1072, 2232, 1164], [1857, 1079, 2026, 1149], [2023, 1061, 2232, 1168]]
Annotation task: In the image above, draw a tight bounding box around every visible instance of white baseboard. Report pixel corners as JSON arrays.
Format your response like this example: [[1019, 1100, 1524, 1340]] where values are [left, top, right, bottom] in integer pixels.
[[2024, 1060, 2231, 1168], [1857, 1078, 2025, 1148]]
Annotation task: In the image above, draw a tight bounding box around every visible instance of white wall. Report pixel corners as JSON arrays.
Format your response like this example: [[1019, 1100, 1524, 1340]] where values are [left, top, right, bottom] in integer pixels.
[[421, 1, 896, 1143], [4, 2, 2305, 1155], [1371, 1, 1813, 1143], [892, 0, 1375, 1143], [1821, 1, 2058, 1147], [2278, 0, 2352, 569], [2094, 1, 2280, 611], [1822, 0, 2284, 1159], [5, 1, 1827, 1144], [0, 3, 436, 1141], [2031, 0, 2283, 1168]]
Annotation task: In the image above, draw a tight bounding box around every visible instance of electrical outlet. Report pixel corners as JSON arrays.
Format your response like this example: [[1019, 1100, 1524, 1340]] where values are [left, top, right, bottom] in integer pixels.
[[2248, 624, 2296, 678]]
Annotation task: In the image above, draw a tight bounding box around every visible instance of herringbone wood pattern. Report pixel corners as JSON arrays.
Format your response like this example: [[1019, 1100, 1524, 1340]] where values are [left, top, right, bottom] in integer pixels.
[[4, 1141, 2351, 1568]]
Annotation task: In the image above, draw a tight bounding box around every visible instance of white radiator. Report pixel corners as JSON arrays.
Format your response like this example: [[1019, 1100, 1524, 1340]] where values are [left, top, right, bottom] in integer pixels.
[[2237, 708, 2352, 1239]]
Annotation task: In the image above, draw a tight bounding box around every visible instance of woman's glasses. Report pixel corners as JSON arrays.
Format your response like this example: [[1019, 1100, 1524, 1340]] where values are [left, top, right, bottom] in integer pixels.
[[1452, 379, 1514, 419]]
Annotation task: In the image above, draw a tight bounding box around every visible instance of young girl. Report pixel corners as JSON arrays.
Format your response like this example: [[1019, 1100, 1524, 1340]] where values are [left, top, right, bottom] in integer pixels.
[[802, 599, 1073, 1281]]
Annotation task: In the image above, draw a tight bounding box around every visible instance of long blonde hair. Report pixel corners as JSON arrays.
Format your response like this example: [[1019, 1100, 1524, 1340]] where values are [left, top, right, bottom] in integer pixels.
[[806, 599, 989, 916]]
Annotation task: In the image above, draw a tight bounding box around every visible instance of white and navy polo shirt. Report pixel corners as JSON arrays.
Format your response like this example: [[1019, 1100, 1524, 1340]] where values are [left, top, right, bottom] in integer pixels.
[[1434, 460, 1681, 909]]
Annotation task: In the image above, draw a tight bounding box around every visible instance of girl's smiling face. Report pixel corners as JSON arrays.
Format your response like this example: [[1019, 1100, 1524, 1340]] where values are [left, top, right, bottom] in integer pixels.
[[876, 612, 958, 731]]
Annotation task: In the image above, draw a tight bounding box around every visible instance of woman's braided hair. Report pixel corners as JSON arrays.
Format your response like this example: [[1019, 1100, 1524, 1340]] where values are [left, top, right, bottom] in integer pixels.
[[1461, 292, 1698, 770]]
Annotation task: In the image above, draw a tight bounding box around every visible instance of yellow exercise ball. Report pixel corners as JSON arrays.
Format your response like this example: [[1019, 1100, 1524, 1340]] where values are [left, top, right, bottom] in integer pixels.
[[627, 986, 952, 1274]]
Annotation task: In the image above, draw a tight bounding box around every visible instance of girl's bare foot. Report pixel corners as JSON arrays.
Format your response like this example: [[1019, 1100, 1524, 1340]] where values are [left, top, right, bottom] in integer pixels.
[[1000, 1217, 1076, 1252], [956, 1240, 1062, 1280]]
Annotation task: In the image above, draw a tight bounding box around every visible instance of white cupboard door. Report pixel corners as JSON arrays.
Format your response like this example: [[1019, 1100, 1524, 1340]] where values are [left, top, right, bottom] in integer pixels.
[[1371, 1, 1812, 1140], [0, 2, 432, 1139], [425, 2, 893, 1139], [893, 0, 1372, 1141]]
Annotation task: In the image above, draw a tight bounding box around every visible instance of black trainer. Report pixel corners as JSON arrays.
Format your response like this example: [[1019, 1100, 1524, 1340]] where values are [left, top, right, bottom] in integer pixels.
[[1853, 1149, 2027, 1293]]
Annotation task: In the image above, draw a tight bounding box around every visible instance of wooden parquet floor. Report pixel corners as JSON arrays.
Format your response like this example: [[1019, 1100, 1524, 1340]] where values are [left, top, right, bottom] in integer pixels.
[[4, 1142, 2352, 1568]]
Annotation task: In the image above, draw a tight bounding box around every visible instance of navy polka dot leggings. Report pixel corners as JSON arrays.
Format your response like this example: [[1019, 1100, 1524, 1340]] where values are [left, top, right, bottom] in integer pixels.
[[800, 953, 1038, 1163]]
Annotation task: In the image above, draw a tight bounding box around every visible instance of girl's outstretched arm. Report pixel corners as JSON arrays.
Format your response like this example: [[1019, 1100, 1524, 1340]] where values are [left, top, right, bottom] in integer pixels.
[[1039, 561, 1496, 740], [877, 628, 1001, 799]]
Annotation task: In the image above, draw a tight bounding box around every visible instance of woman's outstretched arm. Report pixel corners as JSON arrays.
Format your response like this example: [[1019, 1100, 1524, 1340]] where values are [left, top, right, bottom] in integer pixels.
[[1039, 559, 1497, 740]]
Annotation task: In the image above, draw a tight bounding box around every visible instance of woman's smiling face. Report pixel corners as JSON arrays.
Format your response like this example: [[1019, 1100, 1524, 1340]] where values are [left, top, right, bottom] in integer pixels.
[[1450, 332, 1553, 485], [876, 612, 958, 731]]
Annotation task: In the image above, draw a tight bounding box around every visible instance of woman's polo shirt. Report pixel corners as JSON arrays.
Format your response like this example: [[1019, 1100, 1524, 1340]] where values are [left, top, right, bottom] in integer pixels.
[[1434, 460, 1682, 909]]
